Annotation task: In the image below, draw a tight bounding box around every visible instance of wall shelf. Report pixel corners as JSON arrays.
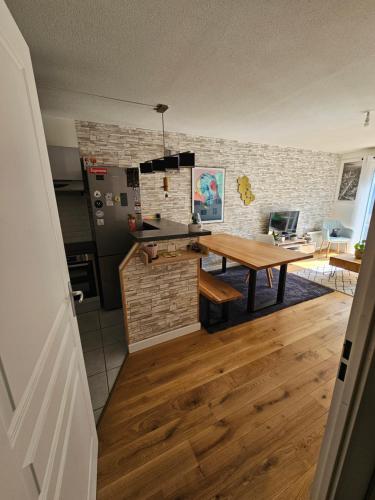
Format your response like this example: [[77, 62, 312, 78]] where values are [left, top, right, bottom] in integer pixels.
[[148, 250, 202, 266]]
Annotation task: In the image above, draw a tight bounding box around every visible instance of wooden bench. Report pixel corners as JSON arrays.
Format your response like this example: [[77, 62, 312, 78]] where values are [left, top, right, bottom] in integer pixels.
[[199, 269, 243, 327]]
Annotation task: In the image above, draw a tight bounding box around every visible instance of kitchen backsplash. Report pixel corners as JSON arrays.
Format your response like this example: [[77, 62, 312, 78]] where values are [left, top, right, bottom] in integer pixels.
[[75, 120, 341, 238], [55, 192, 92, 243]]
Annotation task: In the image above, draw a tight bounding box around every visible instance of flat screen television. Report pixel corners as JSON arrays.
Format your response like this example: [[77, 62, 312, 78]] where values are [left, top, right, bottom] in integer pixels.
[[269, 211, 299, 234]]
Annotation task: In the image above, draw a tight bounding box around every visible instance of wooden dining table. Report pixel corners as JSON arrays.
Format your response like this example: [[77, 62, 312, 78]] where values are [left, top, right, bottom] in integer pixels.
[[198, 233, 312, 313]]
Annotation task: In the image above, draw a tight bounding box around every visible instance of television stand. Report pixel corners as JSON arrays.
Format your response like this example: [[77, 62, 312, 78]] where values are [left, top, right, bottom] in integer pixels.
[[276, 238, 316, 255]]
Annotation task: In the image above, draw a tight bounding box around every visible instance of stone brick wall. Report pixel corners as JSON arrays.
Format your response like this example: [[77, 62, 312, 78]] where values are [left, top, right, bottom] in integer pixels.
[[76, 120, 341, 240], [76, 120, 341, 344], [121, 238, 199, 345]]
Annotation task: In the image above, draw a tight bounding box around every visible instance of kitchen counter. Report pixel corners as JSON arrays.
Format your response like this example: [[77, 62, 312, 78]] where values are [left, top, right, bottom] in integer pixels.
[[119, 236, 202, 352], [130, 218, 211, 242]]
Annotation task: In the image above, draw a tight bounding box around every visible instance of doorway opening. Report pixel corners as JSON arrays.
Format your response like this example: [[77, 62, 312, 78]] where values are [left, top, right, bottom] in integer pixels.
[[360, 168, 375, 241], [50, 152, 127, 424]]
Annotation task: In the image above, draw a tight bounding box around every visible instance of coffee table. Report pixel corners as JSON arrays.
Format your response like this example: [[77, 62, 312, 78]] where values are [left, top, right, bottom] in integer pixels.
[[329, 253, 361, 273]]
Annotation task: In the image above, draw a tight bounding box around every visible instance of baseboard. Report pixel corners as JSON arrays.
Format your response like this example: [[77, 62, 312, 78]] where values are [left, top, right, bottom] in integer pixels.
[[128, 322, 201, 353]]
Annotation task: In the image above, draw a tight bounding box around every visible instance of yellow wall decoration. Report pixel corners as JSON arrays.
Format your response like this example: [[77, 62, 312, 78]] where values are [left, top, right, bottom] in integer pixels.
[[237, 175, 255, 205]]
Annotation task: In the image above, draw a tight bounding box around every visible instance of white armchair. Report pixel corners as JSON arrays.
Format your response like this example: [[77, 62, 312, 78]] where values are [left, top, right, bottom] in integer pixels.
[[320, 219, 353, 257]]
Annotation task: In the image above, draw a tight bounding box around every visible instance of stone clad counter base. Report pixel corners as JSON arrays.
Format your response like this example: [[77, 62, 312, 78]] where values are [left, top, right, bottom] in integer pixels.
[[120, 238, 200, 352]]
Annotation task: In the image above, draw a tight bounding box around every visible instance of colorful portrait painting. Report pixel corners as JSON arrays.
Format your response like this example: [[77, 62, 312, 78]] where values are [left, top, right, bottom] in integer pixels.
[[192, 167, 225, 223]]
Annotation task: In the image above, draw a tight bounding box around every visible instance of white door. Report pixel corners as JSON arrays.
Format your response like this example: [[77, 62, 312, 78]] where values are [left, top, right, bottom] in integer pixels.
[[311, 207, 375, 497], [0, 2, 97, 499]]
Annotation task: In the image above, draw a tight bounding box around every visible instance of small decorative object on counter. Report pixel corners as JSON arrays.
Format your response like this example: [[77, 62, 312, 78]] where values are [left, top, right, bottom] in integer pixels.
[[128, 214, 137, 232], [190, 242, 202, 252], [83, 156, 97, 168], [188, 212, 202, 232], [237, 175, 255, 205], [354, 240, 366, 259], [144, 243, 158, 260], [167, 242, 177, 253]]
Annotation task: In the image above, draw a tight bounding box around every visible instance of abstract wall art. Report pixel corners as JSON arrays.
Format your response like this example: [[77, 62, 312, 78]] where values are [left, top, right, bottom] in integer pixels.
[[192, 167, 225, 223], [338, 161, 362, 201]]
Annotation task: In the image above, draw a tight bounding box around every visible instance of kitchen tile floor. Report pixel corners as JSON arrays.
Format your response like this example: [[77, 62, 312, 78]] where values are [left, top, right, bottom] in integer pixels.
[[77, 308, 127, 424]]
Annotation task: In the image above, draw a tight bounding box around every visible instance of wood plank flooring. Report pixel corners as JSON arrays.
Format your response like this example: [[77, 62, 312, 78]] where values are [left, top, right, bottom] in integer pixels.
[[97, 292, 352, 499]]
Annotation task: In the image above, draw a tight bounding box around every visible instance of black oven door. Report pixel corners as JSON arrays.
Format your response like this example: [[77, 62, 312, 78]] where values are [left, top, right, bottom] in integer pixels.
[[68, 257, 98, 300]]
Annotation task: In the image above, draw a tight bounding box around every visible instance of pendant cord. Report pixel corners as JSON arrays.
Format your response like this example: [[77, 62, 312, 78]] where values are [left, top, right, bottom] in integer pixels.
[[39, 85, 157, 108], [41, 85, 171, 154], [161, 112, 166, 155]]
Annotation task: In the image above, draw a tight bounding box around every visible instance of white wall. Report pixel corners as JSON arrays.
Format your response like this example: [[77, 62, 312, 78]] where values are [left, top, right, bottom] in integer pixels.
[[42, 114, 78, 147], [331, 150, 375, 246]]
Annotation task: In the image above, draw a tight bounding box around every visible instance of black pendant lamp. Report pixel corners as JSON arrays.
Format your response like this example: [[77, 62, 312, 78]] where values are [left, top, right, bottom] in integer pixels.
[[140, 104, 195, 173]]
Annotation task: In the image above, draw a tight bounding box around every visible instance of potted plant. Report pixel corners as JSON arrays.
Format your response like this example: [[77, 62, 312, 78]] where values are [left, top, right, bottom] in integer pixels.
[[188, 212, 202, 232], [354, 240, 366, 259], [272, 230, 281, 242]]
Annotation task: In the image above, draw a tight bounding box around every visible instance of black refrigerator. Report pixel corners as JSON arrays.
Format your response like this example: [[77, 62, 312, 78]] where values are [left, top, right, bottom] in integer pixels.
[[85, 165, 141, 310]]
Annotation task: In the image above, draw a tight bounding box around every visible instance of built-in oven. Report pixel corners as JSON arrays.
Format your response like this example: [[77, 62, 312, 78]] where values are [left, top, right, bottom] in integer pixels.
[[67, 253, 100, 312]]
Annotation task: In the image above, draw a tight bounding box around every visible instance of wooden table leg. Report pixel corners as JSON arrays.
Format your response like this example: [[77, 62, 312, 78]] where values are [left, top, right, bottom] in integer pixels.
[[247, 269, 257, 312], [247, 264, 288, 313], [277, 264, 288, 303], [266, 268, 273, 288]]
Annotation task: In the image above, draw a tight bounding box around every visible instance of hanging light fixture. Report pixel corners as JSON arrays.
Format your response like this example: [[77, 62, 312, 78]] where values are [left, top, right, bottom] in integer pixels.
[[364, 110, 371, 127], [140, 104, 195, 174]]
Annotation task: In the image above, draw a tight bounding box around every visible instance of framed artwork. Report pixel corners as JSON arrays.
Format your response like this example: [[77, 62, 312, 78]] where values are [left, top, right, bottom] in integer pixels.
[[338, 161, 362, 201], [192, 167, 225, 223]]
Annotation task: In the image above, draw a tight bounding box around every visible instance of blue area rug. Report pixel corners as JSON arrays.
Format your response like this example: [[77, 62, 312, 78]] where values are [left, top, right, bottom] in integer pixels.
[[200, 266, 334, 333]]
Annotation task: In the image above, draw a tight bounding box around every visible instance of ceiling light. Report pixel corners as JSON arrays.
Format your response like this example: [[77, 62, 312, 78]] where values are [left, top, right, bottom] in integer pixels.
[[364, 111, 371, 127]]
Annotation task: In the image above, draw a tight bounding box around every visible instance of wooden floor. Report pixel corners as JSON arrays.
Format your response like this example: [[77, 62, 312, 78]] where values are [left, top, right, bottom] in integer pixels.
[[97, 292, 352, 499]]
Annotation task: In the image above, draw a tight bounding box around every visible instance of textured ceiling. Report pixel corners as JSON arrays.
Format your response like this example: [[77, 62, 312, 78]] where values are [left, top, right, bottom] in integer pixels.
[[5, 0, 375, 152]]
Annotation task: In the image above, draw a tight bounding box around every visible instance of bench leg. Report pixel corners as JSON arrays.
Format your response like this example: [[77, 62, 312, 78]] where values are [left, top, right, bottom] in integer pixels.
[[202, 296, 230, 331], [205, 297, 210, 327], [222, 302, 229, 322]]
